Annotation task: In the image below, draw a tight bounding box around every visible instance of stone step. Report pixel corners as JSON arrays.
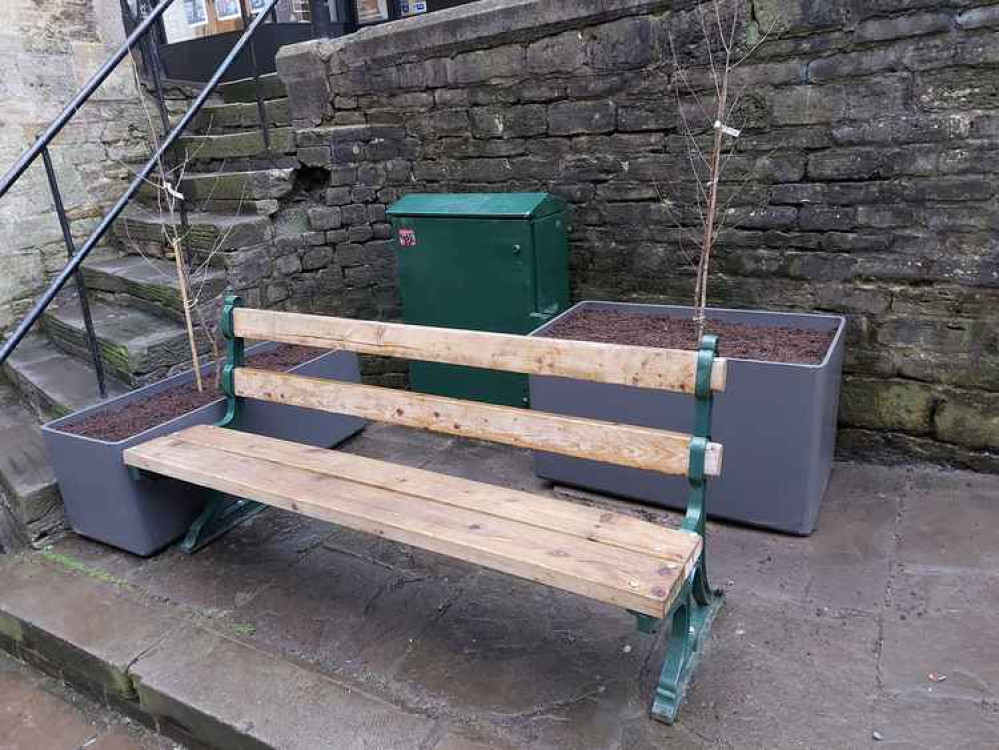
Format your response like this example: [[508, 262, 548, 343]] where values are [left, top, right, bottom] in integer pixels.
[[0, 384, 62, 546], [2, 333, 129, 419], [218, 72, 287, 103], [43, 295, 212, 386], [187, 98, 291, 134], [177, 128, 295, 162], [82, 255, 227, 323], [135, 168, 295, 215], [112, 206, 274, 258]]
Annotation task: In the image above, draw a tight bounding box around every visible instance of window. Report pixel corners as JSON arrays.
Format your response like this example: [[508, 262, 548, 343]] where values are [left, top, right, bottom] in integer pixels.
[[215, 0, 242, 20], [183, 0, 208, 25], [355, 0, 389, 24], [249, 0, 267, 13]]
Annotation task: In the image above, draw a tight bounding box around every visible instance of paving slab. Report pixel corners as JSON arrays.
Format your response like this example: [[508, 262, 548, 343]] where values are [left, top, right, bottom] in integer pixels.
[[0, 557, 180, 699], [0, 423, 995, 750], [130, 624, 438, 750], [0, 650, 179, 750]]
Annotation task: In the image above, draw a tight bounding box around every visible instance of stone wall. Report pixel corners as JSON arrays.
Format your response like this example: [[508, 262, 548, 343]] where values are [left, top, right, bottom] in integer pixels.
[[0, 0, 152, 333], [275, 0, 999, 471]]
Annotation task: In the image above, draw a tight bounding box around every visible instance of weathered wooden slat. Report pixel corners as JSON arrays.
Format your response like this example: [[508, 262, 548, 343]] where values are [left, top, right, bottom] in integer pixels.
[[234, 369, 723, 477], [233, 308, 727, 394], [173, 425, 703, 565], [124, 433, 694, 617]]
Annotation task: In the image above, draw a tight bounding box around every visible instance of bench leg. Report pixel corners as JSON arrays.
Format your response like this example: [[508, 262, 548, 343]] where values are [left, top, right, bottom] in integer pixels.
[[648, 563, 723, 725], [180, 492, 266, 554]]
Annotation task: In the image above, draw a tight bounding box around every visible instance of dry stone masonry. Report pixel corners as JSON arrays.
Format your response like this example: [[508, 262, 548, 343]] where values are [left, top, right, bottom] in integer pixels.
[[268, 0, 999, 472]]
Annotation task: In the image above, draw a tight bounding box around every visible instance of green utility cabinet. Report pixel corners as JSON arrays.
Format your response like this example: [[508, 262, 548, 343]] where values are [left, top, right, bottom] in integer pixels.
[[387, 193, 570, 407]]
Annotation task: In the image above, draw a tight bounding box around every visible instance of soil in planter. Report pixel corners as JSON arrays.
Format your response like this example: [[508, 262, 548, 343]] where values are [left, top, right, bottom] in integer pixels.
[[59, 345, 322, 442], [540, 309, 835, 365]]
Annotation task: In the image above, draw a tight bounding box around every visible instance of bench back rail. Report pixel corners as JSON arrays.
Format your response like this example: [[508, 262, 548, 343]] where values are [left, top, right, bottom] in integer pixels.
[[233, 308, 728, 394], [234, 368, 722, 477]]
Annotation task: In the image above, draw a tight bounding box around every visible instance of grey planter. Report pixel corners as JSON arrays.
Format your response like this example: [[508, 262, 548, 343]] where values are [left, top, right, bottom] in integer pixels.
[[42, 346, 366, 556], [529, 301, 845, 535]]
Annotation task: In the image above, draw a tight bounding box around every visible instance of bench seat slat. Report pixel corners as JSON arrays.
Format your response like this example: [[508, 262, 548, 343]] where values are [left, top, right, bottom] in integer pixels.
[[234, 369, 723, 477], [124, 428, 702, 618], [172, 425, 701, 564], [233, 308, 728, 394]]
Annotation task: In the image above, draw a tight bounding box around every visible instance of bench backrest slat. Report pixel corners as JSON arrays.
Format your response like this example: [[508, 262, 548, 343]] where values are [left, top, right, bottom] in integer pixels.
[[233, 309, 727, 394], [235, 368, 723, 477]]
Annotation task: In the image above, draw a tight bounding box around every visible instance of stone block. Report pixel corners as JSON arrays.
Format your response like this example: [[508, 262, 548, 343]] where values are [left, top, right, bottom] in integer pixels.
[[302, 246, 333, 271], [325, 187, 351, 206], [957, 5, 999, 30], [526, 29, 588, 74], [916, 68, 999, 111], [840, 378, 937, 434], [276, 254, 302, 276], [329, 166, 357, 186], [586, 16, 661, 70], [548, 100, 616, 135], [856, 12, 952, 43], [347, 225, 374, 243], [307, 206, 342, 231], [934, 390, 999, 450], [799, 205, 858, 231], [448, 46, 525, 85], [341, 204, 369, 226], [297, 145, 331, 167], [617, 104, 670, 132]]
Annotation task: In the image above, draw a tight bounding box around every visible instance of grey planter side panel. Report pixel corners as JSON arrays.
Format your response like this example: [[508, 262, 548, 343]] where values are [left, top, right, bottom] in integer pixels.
[[43, 349, 365, 556], [43, 379, 228, 557], [530, 301, 845, 535]]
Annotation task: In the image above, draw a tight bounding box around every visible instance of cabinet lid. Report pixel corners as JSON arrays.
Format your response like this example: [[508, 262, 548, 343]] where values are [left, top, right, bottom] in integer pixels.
[[387, 192, 566, 219]]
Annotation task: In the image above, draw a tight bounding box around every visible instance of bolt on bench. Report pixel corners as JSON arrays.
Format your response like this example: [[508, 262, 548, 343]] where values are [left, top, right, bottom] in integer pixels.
[[123, 295, 728, 724]]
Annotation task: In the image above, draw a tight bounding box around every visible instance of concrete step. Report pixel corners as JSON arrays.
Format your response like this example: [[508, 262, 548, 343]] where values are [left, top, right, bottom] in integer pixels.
[[218, 72, 287, 103], [176, 127, 295, 162], [3, 333, 129, 418], [83, 255, 227, 323], [112, 206, 274, 258], [0, 385, 62, 547], [42, 294, 212, 386], [187, 98, 291, 134]]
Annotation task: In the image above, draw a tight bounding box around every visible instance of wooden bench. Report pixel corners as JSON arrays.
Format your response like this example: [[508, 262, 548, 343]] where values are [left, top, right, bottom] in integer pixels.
[[123, 294, 728, 724]]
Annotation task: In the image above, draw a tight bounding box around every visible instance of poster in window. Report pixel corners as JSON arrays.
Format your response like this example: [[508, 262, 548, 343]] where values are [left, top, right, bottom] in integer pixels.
[[216, 0, 241, 20], [401, 1, 427, 16], [355, 0, 389, 24], [184, 0, 208, 25]]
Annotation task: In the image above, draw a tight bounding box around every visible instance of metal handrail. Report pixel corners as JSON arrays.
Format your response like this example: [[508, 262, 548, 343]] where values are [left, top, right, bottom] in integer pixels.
[[0, 0, 296, 387]]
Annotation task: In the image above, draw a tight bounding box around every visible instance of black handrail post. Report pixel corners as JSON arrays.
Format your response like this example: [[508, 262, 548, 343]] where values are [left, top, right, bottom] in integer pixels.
[[239, 1, 271, 154], [40, 148, 108, 398]]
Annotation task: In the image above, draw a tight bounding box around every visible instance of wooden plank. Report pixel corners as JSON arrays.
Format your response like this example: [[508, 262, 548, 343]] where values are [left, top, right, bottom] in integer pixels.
[[123, 435, 690, 617], [173, 425, 703, 565], [234, 369, 723, 477], [233, 308, 728, 394]]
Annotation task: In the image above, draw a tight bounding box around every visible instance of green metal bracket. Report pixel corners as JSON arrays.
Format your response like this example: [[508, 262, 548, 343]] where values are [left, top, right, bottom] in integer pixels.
[[650, 572, 724, 724], [180, 293, 265, 555], [640, 333, 725, 724]]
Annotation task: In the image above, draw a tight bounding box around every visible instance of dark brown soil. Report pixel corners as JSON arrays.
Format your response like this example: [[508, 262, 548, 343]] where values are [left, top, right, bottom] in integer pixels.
[[540, 308, 835, 365], [59, 345, 321, 443]]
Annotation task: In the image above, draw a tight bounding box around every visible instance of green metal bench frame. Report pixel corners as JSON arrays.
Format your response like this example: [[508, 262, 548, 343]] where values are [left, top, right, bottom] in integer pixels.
[[179, 293, 723, 725]]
